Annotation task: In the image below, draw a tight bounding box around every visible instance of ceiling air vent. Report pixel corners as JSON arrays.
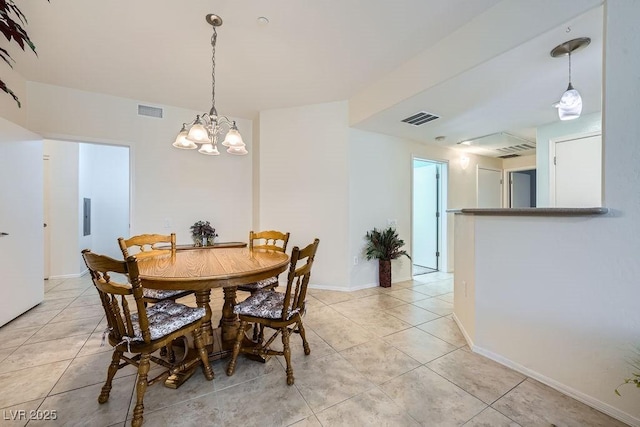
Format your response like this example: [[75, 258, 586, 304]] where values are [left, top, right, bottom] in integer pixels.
[[401, 111, 439, 126], [137, 104, 163, 119], [494, 143, 536, 155], [498, 154, 521, 159]]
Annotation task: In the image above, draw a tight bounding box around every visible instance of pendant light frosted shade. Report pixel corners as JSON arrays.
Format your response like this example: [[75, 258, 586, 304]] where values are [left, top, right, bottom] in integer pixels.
[[557, 83, 582, 121], [221, 127, 244, 148], [227, 145, 248, 155], [187, 122, 210, 144], [198, 143, 220, 155], [172, 128, 198, 149]]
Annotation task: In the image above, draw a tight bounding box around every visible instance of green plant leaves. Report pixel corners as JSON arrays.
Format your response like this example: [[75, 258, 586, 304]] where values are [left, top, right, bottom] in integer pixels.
[[364, 227, 410, 261], [1, 0, 46, 107]]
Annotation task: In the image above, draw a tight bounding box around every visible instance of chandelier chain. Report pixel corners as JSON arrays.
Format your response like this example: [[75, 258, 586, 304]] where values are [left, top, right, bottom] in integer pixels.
[[211, 26, 217, 116]]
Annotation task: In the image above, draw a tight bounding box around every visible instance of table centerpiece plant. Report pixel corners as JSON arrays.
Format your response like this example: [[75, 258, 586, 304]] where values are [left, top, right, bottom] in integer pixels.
[[190, 220, 218, 247], [364, 226, 410, 287]]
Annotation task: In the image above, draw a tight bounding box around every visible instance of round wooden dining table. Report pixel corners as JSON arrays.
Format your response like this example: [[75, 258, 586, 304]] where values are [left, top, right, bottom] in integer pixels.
[[136, 246, 289, 384]]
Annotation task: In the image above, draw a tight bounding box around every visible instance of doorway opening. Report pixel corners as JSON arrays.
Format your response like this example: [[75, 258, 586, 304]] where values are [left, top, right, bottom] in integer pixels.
[[508, 169, 537, 207], [477, 166, 503, 208], [44, 139, 130, 279], [412, 158, 447, 276]]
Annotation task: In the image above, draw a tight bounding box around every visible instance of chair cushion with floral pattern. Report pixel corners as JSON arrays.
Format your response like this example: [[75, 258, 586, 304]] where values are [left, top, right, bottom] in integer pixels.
[[237, 276, 278, 292], [131, 300, 206, 342], [143, 288, 189, 301], [233, 290, 299, 320]]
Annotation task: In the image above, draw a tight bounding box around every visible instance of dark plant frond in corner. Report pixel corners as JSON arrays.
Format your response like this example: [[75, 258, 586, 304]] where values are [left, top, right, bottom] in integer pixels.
[[0, 79, 20, 107], [364, 227, 411, 261], [0, 0, 48, 107]]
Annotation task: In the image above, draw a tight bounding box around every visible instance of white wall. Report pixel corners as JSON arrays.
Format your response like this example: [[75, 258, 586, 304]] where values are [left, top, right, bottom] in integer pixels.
[[259, 101, 350, 289], [349, 128, 502, 288], [78, 141, 91, 266], [349, 0, 602, 125], [502, 154, 535, 170], [43, 140, 82, 277], [27, 82, 253, 246], [79, 143, 130, 259], [454, 1, 640, 423]]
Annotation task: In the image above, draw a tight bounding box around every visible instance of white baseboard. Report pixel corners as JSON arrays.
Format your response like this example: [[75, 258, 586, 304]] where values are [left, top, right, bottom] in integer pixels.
[[452, 313, 637, 426], [48, 269, 88, 280], [471, 345, 639, 427], [308, 282, 376, 292], [451, 313, 474, 348]]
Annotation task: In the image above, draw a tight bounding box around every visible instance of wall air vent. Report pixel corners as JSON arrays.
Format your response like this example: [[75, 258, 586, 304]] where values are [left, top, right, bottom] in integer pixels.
[[401, 111, 439, 126], [137, 104, 164, 119]]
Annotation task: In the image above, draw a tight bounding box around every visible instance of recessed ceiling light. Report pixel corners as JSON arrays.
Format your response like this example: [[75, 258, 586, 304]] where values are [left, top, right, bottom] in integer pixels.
[[257, 16, 269, 25]]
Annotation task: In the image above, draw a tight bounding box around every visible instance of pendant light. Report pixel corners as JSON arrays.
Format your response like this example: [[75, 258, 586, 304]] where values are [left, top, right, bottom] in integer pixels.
[[550, 37, 591, 121], [172, 14, 247, 156]]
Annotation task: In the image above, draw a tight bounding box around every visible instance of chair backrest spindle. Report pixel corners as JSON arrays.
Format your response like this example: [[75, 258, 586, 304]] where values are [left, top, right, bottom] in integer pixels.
[[281, 239, 319, 321], [249, 230, 290, 253], [118, 233, 176, 259], [82, 249, 154, 345]]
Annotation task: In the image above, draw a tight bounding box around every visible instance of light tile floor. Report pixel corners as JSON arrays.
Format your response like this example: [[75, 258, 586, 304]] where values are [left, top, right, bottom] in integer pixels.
[[0, 273, 629, 426]]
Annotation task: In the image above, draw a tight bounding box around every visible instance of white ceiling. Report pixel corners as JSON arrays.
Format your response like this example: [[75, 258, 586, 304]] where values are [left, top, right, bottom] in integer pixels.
[[10, 1, 604, 156]]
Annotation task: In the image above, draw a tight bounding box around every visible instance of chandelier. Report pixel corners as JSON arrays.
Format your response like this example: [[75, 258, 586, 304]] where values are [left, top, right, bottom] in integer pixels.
[[172, 14, 247, 155]]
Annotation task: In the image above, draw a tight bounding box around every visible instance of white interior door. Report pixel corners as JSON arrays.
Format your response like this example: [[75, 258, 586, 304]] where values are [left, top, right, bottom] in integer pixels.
[[0, 119, 44, 326], [554, 134, 602, 207], [413, 162, 439, 270], [477, 167, 502, 208]]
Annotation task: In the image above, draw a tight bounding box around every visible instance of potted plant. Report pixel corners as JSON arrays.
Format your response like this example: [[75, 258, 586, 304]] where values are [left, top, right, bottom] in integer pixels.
[[190, 220, 218, 246], [364, 227, 410, 287]]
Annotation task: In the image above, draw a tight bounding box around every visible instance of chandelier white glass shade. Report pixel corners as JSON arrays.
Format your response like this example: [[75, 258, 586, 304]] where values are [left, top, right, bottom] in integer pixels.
[[550, 37, 590, 121], [172, 14, 247, 156]]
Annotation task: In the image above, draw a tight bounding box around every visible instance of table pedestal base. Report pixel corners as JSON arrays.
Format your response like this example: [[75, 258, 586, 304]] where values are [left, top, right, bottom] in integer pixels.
[[162, 327, 268, 388], [164, 365, 198, 389]]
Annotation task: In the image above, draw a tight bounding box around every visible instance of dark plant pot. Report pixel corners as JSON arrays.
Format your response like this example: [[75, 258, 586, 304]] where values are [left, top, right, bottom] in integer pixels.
[[378, 259, 391, 288]]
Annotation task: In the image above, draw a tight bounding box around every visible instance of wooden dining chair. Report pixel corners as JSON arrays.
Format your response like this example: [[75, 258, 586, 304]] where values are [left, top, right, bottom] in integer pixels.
[[81, 249, 214, 427], [236, 230, 290, 341], [237, 230, 290, 294], [226, 238, 319, 385], [118, 233, 193, 303]]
